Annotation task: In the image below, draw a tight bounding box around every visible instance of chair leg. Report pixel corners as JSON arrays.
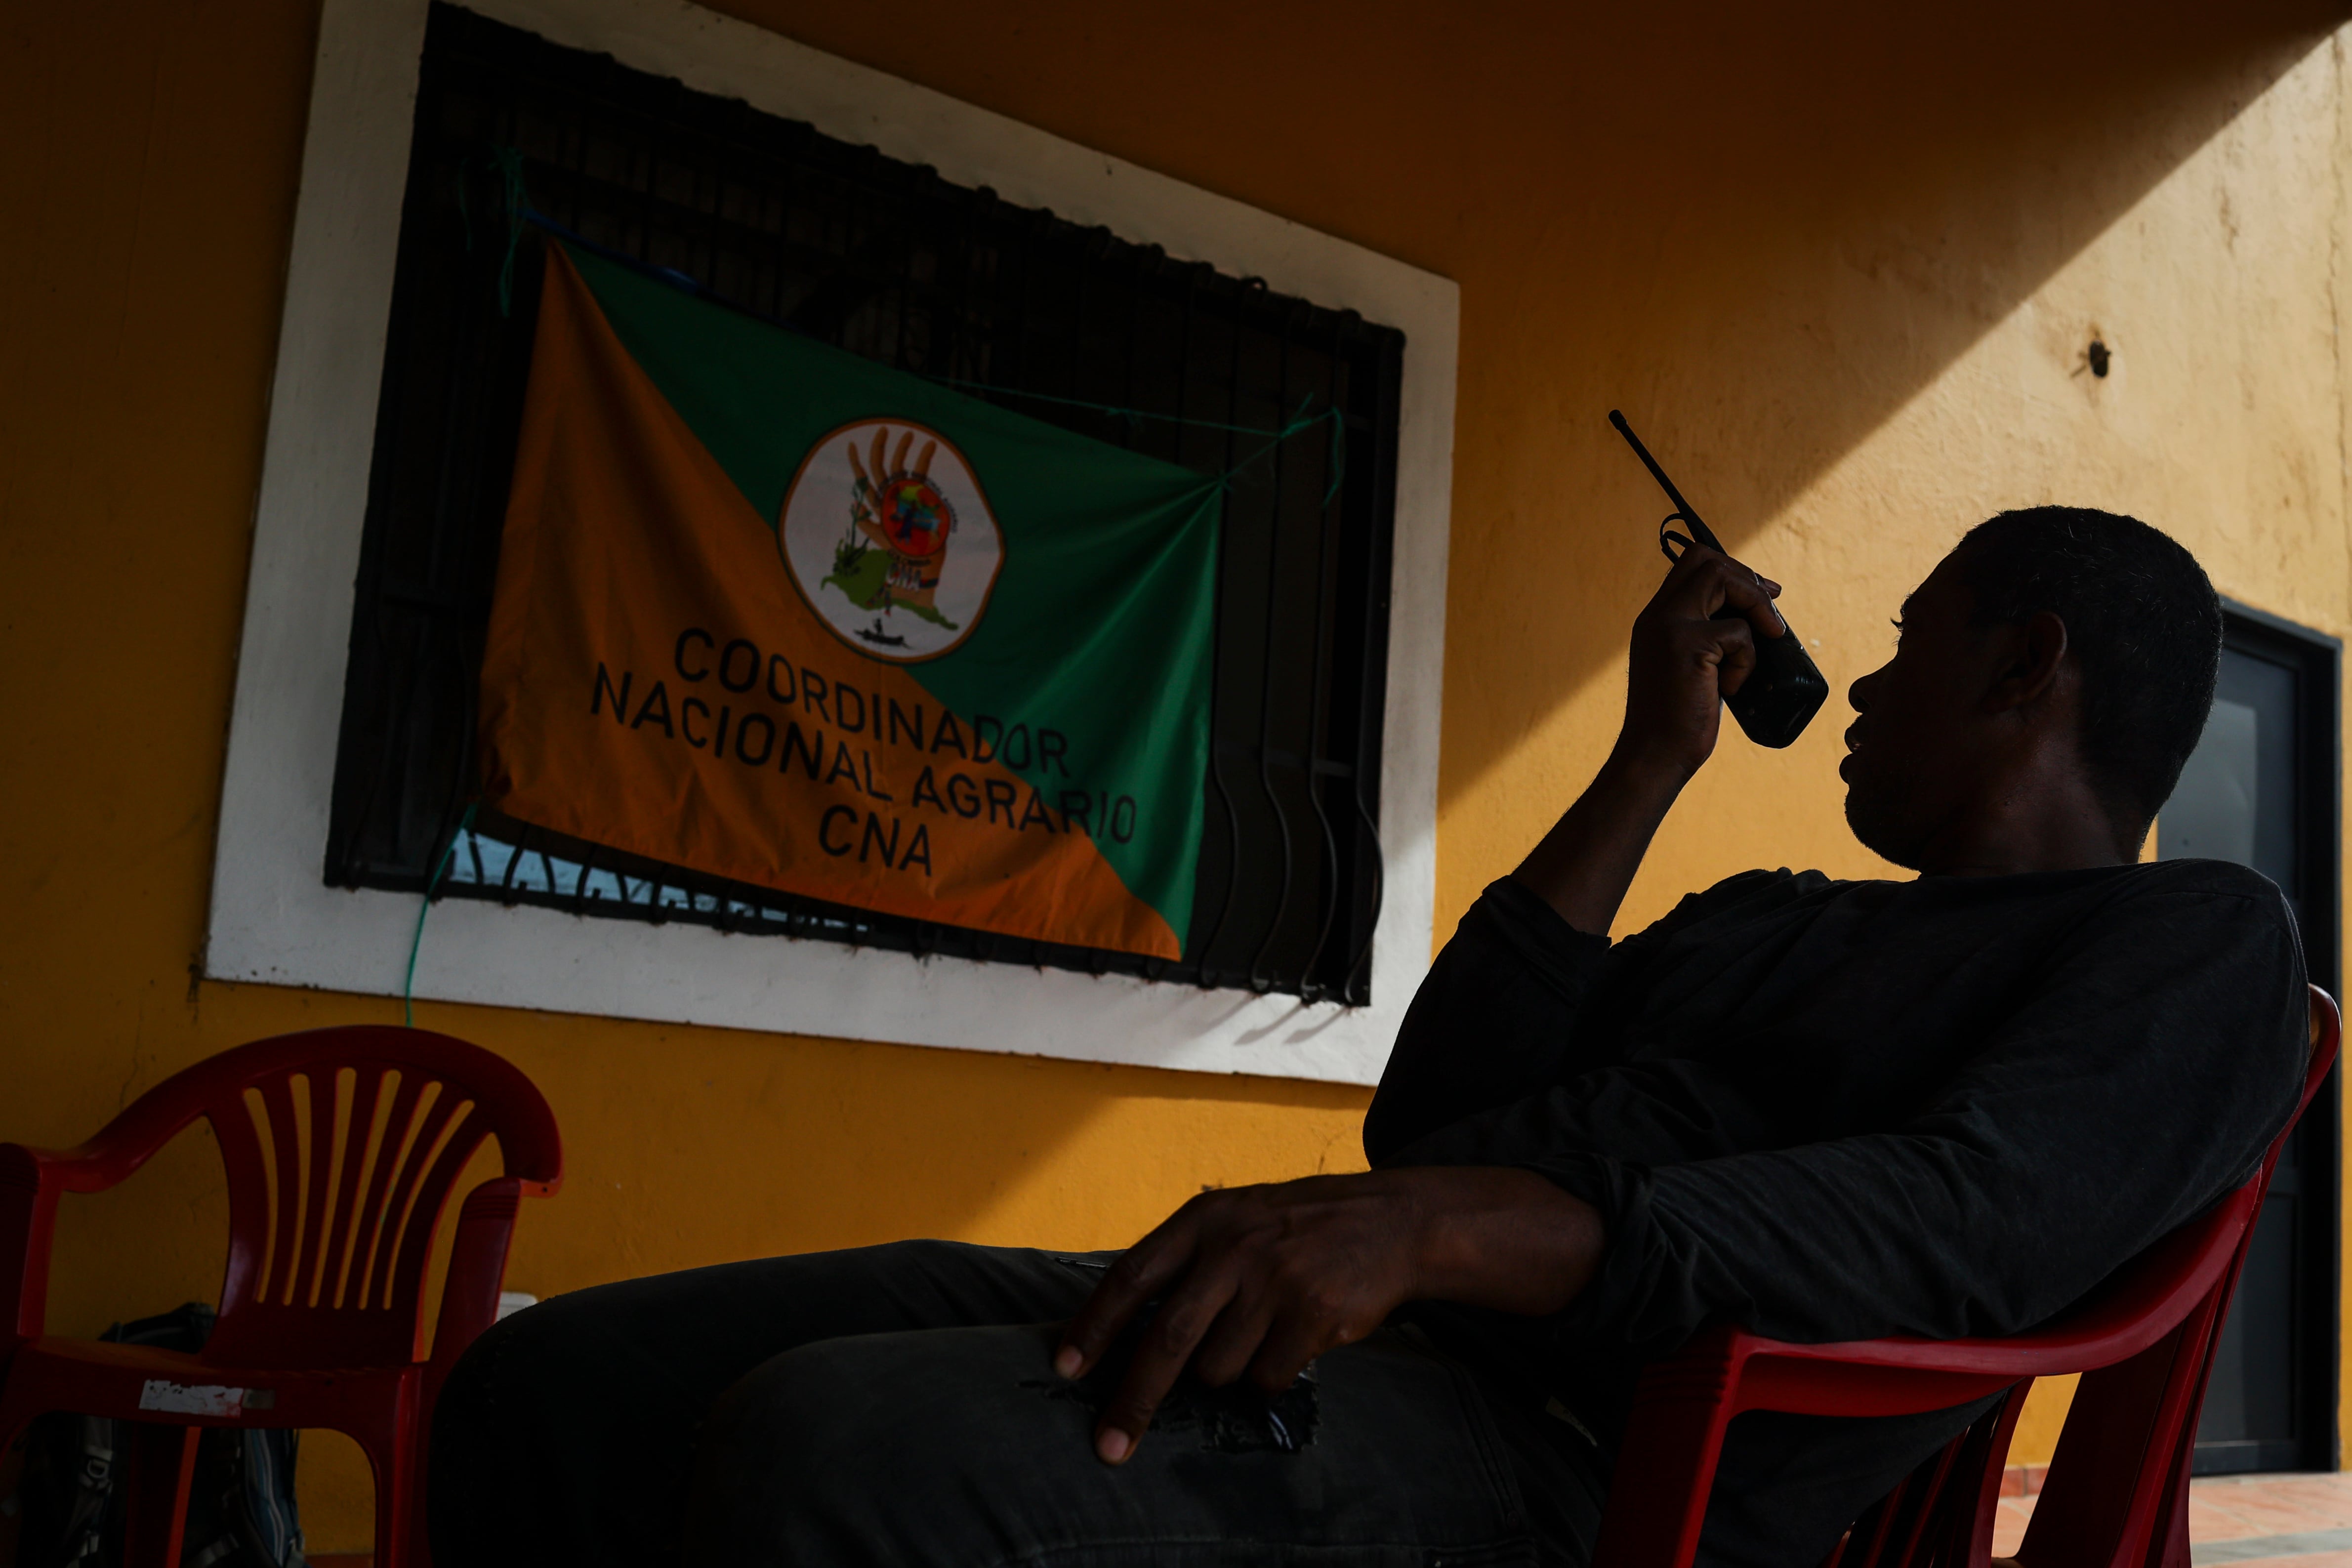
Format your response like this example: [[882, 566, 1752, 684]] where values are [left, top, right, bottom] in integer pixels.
[[379, 1443, 415, 1568], [119, 1422, 200, 1568], [406, 1429, 435, 1568], [350, 1414, 419, 1568], [0, 1384, 42, 1480]]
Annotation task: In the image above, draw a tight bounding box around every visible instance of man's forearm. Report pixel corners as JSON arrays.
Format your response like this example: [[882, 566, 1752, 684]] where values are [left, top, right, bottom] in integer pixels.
[[1401, 1166, 1607, 1317], [1510, 747, 1691, 937], [1362, 747, 1686, 1162], [1055, 1165, 1605, 1463], [1513, 544, 1782, 935]]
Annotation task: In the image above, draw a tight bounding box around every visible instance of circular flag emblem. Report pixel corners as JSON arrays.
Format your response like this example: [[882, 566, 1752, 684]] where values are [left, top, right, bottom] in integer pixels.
[[778, 419, 1004, 661]]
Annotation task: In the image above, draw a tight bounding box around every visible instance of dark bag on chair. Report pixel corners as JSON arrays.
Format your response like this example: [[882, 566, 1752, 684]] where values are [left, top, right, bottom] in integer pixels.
[[7, 1304, 305, 1568]]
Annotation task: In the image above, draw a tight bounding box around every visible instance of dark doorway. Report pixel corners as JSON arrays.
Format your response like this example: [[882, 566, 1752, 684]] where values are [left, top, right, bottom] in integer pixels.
[[2160, 602, 2341, 1474]]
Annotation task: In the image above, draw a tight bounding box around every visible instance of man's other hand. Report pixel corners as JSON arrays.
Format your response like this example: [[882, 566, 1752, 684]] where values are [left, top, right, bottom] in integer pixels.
[[1622, 542, 1786, 779], [1052, 1167, 1604, 1465]]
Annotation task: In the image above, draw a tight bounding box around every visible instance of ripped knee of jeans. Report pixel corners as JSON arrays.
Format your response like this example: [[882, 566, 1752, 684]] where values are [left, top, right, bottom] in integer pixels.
[[1019, 1366, 1320, 1454]]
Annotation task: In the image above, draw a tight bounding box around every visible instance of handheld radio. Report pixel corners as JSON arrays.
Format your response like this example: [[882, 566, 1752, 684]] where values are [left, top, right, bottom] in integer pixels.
[[1607, 410, 1829, 749]]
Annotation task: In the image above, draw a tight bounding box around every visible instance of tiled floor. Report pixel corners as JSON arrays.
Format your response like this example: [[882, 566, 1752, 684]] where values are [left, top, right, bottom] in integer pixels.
[[1994, 1470, 2352, 1564], [309, 1474, 2352, 1568]]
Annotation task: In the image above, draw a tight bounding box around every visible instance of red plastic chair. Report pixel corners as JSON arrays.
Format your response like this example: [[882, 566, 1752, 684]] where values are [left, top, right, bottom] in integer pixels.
[[0, 1026, 562, 1568], [1592, 985, 2340, 1568]]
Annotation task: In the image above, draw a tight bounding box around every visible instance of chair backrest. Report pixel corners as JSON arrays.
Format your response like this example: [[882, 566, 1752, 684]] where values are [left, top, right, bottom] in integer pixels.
[[2006, 984, 2341, 1568], [1596, 987, 2340, 1568], [1845, 985, 2341, 1568], [83, 1026, 561, 1371]]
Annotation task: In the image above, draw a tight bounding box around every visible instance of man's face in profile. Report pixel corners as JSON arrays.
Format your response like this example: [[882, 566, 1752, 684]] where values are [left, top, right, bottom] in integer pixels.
[[1840, 558, 1998, 871]]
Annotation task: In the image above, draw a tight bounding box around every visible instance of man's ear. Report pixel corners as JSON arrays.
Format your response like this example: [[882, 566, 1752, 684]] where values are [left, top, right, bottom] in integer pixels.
[[1980, 610, 2069, 715]]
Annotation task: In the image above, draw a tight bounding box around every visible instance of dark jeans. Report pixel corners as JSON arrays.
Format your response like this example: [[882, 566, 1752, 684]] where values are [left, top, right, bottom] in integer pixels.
[[429, 1240, 1608, 1567]]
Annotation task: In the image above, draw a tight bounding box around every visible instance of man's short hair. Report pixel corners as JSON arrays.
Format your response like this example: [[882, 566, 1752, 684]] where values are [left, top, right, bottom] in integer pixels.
[[1952, 507, 2222, 833]]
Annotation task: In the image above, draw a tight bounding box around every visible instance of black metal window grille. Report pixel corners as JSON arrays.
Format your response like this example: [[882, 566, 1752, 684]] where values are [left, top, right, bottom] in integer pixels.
[[326, 2, 1403, 1003]]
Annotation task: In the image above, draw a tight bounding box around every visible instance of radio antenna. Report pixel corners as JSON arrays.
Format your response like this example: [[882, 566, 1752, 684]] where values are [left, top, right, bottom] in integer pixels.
[[1608, 409, 1727, 555]]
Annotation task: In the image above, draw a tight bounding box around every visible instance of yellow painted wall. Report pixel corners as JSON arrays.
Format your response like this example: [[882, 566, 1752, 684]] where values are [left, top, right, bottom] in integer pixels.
[[6, 0, 2352, 1547]]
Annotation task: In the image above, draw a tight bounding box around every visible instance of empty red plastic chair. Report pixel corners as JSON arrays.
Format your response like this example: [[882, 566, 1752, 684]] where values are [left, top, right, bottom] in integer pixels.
[[1592, 985, 2339, 1568], [0, 1025, 562, 1568]]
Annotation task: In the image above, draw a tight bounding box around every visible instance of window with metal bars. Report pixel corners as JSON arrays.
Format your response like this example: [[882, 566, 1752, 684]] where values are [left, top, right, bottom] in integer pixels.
[[325, 2, 1404, 1004]]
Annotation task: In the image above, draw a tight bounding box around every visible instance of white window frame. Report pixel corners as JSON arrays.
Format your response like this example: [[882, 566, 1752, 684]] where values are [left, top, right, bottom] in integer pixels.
[[206, 0, 1458, 1087]]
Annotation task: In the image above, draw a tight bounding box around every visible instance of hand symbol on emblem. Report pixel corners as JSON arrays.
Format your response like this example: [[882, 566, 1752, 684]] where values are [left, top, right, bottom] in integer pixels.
[[842, 426, 958, 625], [793, 418, 998, 659]]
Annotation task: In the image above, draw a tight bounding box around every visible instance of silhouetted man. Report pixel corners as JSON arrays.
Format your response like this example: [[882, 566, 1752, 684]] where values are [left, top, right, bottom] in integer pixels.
[[434, 508, 2305, 1568]]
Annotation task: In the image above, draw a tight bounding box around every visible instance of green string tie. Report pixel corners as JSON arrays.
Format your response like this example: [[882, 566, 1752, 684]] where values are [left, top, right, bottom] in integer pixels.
[[926, 378, 1345, 505], [404, 801, 479, 1028]]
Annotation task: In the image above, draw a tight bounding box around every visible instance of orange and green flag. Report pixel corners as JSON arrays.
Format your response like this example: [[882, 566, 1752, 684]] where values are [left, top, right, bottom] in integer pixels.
[[478, 242, 1221, 959]]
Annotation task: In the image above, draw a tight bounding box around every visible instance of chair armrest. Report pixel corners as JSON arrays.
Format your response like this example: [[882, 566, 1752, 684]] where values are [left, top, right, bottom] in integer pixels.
[[1593, 1328, 2037, 1568], [2, 1136, 164, 1194], [422, 1177, 533, 1389], [1595, 1328, 1768, 1568], [0, 1138, 146, 1346], [1594, 1182, 2258, 1568], [24, 1074, 222, 1198], [1729, 1183, 2253, 1415], [0, 1092, 229, 1348], [0, 1144, 60, 1347], [1596, 1011, 2328, 1568]]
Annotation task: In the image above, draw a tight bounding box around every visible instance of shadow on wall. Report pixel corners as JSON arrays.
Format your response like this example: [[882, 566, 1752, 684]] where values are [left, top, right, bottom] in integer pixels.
[[724, 0, 2342, 907], [739, 0, 2350, 810], [1412, 0, 2349, 812]]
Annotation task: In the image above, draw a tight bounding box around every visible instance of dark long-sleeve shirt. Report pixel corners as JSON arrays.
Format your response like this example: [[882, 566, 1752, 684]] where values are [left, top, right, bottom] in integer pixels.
[[1367, 859, 2308, 1567]]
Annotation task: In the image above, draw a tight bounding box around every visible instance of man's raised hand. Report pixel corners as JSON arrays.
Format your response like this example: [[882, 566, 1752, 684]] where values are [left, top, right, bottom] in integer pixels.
[[1620, 542, 1787, 780]]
